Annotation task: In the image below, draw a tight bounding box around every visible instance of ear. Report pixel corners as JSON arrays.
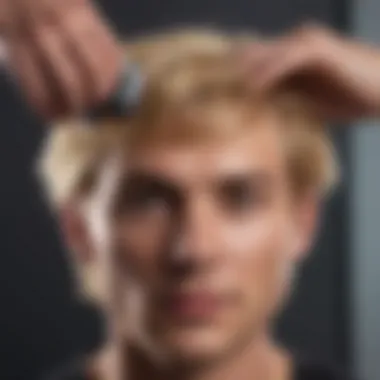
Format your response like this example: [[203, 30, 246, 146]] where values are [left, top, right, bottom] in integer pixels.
[[58, 202, 94, 263], [293, 191, 321, 261]]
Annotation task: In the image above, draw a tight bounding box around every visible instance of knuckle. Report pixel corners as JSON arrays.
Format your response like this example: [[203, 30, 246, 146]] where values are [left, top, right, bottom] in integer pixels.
[[295, 22, 330, 46], [289, 23, 335, 62]]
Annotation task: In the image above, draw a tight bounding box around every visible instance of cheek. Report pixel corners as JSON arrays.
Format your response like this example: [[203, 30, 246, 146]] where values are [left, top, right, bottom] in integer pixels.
[[220, 210, 296, 299], [113, 215, 171, 274], [220, 208, 293, 262]]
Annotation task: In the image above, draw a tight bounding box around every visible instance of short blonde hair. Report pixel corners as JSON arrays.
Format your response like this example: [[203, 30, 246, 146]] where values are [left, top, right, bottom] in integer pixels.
[[37, 29, 339, 207]]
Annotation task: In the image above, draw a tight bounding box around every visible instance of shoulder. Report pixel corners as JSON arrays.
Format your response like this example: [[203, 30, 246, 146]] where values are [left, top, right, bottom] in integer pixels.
[[296, 358, 356, 380]]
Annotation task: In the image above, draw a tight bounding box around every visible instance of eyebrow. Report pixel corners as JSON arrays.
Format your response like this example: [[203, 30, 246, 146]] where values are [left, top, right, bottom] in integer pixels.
[[216, 172, 274, 185], [118, 170, 181, 193], [120, 169, 274, 191]]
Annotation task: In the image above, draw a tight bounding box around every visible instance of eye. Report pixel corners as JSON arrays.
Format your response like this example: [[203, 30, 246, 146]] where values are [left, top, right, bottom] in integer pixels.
[[116, 178, 180, 220], [121, 186, 167, 213], [218, 181, 261, 213]]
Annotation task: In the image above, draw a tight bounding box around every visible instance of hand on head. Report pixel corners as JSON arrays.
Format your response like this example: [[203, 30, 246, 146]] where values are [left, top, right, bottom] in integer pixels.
[[239, 24, 380, 121], [0, 0, 123, 119], [1, 1, 380, 123]]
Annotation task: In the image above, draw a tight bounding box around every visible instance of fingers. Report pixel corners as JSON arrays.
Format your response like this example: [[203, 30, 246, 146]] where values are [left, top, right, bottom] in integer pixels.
[[0, 2, 11, 34], [2, 0, 123, 119], [31, 26, 84, 114], [241, 40, 306, 92], [256, 42, 314, 90], [57, 3, 123, 106], [6, 0, 61, 35], [7, 39, 52, 115], [12, 0, 82, 28], [240, 25, 327, 93]]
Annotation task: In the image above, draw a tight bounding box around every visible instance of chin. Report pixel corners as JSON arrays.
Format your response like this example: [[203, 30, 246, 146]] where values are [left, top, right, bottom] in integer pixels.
[[152, 324, 233, 365]]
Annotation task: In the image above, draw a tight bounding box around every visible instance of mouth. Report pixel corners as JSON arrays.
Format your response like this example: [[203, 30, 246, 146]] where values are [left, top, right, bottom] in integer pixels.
[[160, 291, 225, 321]]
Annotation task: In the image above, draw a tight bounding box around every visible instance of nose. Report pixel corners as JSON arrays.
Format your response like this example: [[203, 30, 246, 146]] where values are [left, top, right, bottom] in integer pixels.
[[171, 195, 219, 266]]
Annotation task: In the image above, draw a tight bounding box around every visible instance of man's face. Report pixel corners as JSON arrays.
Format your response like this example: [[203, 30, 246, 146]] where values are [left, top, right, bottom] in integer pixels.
[[82, 111, 317, 364]]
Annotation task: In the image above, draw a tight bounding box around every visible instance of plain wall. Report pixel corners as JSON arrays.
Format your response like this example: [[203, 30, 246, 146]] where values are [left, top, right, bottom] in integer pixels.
[[351, 0, 380, 379]]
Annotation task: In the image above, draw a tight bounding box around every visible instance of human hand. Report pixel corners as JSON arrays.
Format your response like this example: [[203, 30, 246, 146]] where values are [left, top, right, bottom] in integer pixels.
[[242, 24, 380, 121], [0, 0, 123, 120]]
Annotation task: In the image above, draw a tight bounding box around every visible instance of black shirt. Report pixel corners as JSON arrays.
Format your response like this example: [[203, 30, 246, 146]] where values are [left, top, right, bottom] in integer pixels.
[[44, 358, 355, 380]]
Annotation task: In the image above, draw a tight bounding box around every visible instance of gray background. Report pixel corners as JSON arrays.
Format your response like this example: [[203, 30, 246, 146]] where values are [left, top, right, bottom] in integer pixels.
[[351, 0, 380, 379]]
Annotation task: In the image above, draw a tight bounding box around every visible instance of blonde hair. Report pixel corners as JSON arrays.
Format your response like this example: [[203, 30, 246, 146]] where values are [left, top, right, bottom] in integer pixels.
[[37, 29, 339, 208]]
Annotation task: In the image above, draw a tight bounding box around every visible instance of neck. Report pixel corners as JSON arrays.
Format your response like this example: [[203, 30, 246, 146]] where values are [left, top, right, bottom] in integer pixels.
[[90, 334, 292, 380]]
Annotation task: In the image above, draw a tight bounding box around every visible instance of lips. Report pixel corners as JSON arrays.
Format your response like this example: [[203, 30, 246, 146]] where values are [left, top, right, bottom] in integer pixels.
[[162, 292, 223, 320]]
